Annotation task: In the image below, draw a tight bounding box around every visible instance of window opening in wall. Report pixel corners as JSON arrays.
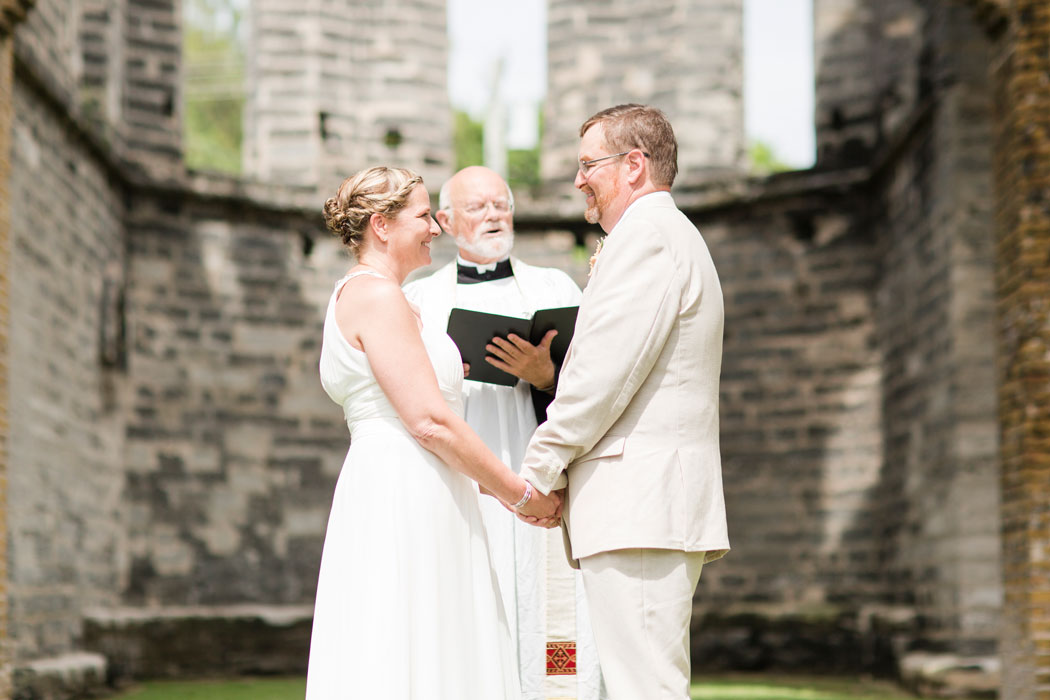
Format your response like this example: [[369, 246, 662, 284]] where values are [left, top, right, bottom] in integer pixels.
[[744, 0, 815, 173], [183, 0, 249, 174], [447, 0, 545, 189]]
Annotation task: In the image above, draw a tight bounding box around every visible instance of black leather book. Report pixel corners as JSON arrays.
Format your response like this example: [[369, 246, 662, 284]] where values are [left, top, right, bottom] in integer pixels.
[[446, 306, 580, 386]]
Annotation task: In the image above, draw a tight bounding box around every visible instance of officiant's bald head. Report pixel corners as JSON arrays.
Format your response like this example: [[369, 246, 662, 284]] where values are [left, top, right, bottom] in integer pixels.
[[436, 167, 516, 265]]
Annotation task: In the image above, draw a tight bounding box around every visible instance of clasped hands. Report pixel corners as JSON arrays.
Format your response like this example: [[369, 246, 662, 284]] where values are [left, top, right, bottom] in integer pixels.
[[516, 485, 564, 529]]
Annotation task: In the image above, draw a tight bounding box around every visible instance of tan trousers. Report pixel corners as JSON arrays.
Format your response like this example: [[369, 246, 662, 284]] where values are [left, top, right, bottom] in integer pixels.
[[578, 549, 705, 700]]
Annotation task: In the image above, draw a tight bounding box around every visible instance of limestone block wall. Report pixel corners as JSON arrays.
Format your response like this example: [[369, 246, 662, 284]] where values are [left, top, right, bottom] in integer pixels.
[[15, 0, 180, 179], [120, 0, 181, 178], [870, 1, 1000, 655], [691, 197, 885, 631], [78, 0, 125, 137], [243, 0, 451, 192], [814, 0, 924, 167], [7, 78, 128, 660], [543, 0, 744, 192], [120, 196, 351, 605], [12, 0, 81, 101]]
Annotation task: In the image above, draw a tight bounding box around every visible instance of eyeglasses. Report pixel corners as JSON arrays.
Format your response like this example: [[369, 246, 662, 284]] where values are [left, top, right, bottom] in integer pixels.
[[458, 199, 512, 216], [578, 150, 650, 177]]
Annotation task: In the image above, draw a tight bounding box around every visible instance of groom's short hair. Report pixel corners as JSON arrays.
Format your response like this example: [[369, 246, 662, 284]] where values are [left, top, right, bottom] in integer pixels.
[[580, 104, 678, 188]]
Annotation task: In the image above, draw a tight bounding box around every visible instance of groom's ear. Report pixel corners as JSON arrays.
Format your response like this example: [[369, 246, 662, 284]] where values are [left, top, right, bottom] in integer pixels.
[[625, 150, 647, 186]]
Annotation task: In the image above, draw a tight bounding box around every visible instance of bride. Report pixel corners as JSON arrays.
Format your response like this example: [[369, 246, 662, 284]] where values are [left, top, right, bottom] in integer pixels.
[[306, 166, 561, 699]]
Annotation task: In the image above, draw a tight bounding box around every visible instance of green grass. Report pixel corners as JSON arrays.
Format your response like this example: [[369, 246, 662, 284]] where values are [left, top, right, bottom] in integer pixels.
[[111, 674, 916, 700], [113, 677, 306, 700], [690, 674, 916, 700]]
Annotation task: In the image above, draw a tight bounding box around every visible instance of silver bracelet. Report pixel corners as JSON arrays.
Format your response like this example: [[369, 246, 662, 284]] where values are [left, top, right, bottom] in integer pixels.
[[511, 481, 533, 509]]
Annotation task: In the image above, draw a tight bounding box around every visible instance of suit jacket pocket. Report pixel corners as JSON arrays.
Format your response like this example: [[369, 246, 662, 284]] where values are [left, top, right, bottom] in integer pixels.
[[575, 435, 626, 464]]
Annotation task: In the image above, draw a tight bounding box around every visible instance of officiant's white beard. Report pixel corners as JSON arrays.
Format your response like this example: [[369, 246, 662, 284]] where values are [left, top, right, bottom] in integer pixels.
[[457, 230, 515, 262]]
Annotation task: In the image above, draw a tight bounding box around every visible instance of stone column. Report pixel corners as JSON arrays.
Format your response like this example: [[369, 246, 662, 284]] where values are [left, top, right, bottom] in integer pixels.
[[0, 2, 36, 695], [121, 0, 181, 180], [243, 0, 451, 192], [992, 2, 1050, 699], [543, 0, 744, 190]]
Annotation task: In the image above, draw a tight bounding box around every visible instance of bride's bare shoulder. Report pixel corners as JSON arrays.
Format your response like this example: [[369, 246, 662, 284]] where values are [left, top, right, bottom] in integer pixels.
[[336, 273, 409, 315]]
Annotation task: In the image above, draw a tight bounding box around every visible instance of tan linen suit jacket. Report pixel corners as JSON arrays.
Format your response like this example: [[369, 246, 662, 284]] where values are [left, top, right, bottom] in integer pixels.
[[519, 192, 729, 563]]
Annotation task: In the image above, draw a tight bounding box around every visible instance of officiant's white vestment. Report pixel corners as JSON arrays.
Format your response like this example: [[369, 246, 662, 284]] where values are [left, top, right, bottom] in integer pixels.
[[519, 192, 730, 700], [405, 258, 604, 700]]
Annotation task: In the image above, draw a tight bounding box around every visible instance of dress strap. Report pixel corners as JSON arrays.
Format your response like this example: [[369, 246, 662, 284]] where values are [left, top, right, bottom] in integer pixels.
[[343, 269, 389, 282], [335, 268, 390, 299]]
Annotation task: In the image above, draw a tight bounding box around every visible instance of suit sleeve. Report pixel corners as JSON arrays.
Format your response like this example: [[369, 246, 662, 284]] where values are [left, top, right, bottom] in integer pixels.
[[520, 220, 685, 493]]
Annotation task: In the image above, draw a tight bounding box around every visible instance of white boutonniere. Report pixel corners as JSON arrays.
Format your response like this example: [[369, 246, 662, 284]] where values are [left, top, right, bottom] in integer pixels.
[[588, 236, 607, 277]]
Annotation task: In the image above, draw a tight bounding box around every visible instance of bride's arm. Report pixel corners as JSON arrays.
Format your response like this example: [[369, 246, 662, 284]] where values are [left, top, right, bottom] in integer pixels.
[[336, 277, 559, 518]]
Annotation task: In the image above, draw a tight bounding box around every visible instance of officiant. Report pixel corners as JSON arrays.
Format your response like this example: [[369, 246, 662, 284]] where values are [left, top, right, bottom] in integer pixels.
[[404, 166, 602, 700]]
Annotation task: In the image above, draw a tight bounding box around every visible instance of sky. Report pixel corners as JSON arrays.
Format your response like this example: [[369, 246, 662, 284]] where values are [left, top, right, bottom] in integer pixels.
[[448, 0, 815, 168]]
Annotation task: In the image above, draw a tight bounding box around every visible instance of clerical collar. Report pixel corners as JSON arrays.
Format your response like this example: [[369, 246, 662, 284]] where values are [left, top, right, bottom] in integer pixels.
[[457, 257, 514, 284]]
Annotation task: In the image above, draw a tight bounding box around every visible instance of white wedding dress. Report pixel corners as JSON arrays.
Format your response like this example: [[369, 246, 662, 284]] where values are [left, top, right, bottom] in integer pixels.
[[306, 271, 521, 699]]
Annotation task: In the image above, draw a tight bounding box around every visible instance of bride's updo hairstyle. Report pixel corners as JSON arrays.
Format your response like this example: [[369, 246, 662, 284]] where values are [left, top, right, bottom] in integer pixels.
[[323, 166, 424, 256]]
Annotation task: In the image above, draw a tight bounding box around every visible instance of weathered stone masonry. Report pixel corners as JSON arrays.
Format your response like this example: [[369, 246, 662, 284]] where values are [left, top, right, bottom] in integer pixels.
[[990, 1, 1050, 699], [2, 1, 1049, 699], [2, 3, 40, 695]]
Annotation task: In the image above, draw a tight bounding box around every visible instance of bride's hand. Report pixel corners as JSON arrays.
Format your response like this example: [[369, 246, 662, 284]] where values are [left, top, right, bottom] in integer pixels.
[[517, 484, 562, 527]]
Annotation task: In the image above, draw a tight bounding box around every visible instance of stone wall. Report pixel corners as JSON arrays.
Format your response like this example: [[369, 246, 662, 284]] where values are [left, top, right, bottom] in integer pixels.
[[7, 66, 128, 660], [120, 0, 181, 179], [681, 182, 888, 670], [870, 0, 1000, 656], [2, 2, 40, 694], [120, 193, 348, 605], [0, 33, 11, 700], [814, 0, 924, 167]]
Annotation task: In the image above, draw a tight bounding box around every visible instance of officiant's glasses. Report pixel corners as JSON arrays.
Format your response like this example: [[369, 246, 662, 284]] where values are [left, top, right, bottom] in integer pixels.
[[460, 199, 513, 216], [578, 150, 651, 177]]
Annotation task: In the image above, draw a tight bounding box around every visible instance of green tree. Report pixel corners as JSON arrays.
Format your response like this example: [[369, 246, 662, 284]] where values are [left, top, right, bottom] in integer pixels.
[[748, 139, 791, 175], [507, 106, 543, 190], [183, 0, 245, 173], [453, 111, 484, 171]]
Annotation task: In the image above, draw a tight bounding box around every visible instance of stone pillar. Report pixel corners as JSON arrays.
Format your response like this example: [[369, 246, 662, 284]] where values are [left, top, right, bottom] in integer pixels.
[[992, 2, 1050, 699], [543, 0, 744, 191], [1, 2, 36, 695], [121, 0, 181, 180], [813, 0, 923, 168], [243, 0, 451, 192]]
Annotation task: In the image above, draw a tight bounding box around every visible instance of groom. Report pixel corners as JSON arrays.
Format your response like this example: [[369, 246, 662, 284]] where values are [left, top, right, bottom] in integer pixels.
[[519, 104, 730, 700]]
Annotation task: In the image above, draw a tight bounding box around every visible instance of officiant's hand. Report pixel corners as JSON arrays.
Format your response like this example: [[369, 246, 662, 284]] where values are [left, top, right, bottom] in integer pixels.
[[485, 330, 558, 392]]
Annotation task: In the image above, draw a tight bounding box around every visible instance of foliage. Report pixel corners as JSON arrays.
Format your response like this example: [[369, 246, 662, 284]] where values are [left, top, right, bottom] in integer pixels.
[[453, 110, 484, 171], [453, 108, 543, 190], [183, 0, 246, 174], [508, 146, 540, 189], [749, 139, 792, 175], [508, 105, 544, 190]]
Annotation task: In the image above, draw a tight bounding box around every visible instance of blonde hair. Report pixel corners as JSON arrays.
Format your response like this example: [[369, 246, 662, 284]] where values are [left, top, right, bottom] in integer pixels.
[[580, 104, 678, 187], [323, 166, 424, 255]]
